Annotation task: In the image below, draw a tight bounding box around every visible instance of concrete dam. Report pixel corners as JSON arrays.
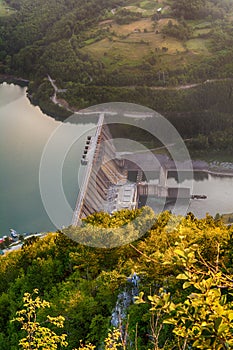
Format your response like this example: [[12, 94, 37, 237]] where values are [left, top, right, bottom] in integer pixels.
[[71, 114, 191, 226]]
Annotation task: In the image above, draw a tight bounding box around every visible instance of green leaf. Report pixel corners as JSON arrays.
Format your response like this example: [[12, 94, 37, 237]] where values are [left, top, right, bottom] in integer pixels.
[[183, 281, 191, 289], [214, 317, 222, 330], [177, 273, 189, 280], [192, 340, 200, 347], [135, 292, 145, 304], [218, 324, 228, 335], [174, 249, 186, 258], [220, 294, 227, 305], [227, 339, 233, 346], [163, 318, 177, 325]]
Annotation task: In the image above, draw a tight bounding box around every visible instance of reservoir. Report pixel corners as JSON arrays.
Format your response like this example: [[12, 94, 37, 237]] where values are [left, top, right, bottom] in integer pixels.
[[0, 83, 233, 236], [0, 82, 96, 235], [167, 171, 233, 218]]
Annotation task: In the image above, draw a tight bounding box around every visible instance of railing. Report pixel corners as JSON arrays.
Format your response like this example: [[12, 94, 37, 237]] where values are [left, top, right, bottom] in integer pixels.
[[71, 113, 105, 226]]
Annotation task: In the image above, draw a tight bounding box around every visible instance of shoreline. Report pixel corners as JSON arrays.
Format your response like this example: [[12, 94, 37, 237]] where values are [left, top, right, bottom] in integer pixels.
[[193, 168, 233, 177], [0, 74, 29, 86], [205, 169, 233, 177], [2, 76, 71, 120]]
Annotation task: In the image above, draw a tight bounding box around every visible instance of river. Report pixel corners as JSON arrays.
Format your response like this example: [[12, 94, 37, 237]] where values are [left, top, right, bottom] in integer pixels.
[[0, 83, 233, 236]]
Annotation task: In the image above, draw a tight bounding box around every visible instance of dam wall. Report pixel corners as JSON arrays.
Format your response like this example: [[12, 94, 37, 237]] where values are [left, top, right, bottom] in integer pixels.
[[72, 114, 127, 225]]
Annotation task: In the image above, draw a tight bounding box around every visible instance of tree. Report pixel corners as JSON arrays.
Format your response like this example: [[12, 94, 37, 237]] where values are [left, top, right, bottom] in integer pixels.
[[171, 0, 206, 19], [136, 241, 233, 349], [13, 289, 123, 350], [12, 289, 68, 350], [77, 329, 122, 350]]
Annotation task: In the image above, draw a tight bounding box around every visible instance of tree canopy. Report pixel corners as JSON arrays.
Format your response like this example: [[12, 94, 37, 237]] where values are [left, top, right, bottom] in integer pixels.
[[0, 209, 232, 349]]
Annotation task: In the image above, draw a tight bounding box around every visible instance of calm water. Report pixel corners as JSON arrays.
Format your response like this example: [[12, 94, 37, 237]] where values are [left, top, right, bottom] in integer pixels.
[[0, 83, 96, 235], [167, 171, 233, 217], [0, 83, 233, 236]]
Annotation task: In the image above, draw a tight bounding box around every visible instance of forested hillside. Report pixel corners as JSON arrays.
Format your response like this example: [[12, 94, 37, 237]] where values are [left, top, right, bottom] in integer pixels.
[[0, 0, 233, 153], [1, 0, 233, 88], [0, 208, 233, 349]]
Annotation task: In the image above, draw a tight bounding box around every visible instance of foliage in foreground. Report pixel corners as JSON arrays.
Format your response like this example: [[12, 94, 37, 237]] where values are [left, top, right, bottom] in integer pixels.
[[136, 240, 233, 349], [14, 236, 233, 349], [0, 209, 232, 349], [12, 290, 122, 350], [12, 289, 68, 350]]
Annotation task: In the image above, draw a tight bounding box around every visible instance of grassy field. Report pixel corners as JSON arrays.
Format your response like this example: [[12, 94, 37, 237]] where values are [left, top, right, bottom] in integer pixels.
[[85, 17, 186, 67], [140, 0, 157, 10], [103, 18, 179, 36], [82, 38, 148, 65], [130, 32, 185, 52], [0, 0, 15, 16], [82, 32, 187, 72], [122, 4, 156, 16], [186, 38, 210, 54], [192, 28, 212, 38], [123, 5, 146, 13], [108, 18, 155, 35], [82, 2, 214, 77]]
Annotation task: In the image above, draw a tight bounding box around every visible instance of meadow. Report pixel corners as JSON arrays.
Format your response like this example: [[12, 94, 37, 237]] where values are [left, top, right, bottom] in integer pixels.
[[82, 6, 213, 75], [0, 0, 15, 16]]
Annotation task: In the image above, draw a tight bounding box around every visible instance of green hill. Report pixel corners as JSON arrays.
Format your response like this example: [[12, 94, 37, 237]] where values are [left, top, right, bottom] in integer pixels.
[[0, 0, 233, 154], [1, 0, 233, 105]]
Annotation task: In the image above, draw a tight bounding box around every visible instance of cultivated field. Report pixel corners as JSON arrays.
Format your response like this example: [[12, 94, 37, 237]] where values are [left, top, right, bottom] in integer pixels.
[[0, 0, 15, 16], [82, 0, 214, 75], [107, 18, 155, 35], [186, 38, 210, 55]]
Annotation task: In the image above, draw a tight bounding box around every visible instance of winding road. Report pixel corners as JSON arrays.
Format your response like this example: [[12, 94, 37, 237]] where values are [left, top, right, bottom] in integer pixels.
[[47, 75, 233, 114]]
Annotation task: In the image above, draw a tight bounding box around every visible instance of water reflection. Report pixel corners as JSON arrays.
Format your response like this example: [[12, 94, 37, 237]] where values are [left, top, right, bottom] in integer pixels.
[[168, 170, 209, 182]]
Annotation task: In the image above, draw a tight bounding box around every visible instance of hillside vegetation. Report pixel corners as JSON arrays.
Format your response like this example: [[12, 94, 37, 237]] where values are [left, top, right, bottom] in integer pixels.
[[0, 0, 233, 155], [1, 0, 233, 83], [1, 0, 233, 98], [0, 209, 233, 349]]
